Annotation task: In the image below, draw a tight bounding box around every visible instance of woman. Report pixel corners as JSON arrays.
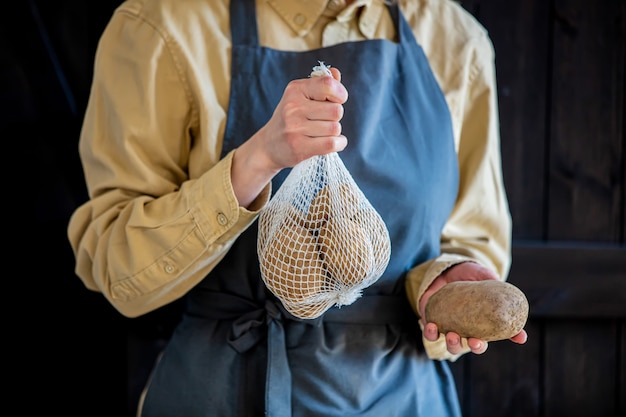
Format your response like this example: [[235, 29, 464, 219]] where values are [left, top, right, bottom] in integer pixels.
[[68, 0, 527, 415]]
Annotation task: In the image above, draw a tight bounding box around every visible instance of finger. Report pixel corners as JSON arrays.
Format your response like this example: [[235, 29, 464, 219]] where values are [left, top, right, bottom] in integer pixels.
[[467, 338, 488, 354], [292, 134, 348, 159], [301, 120, 343, 139], [303, 100, 345, 123], [445, 333, 465, 355], [509, 329, 528, 344], [329, 67, 341, 82], [424, 323, 439, 342], [305, 76, 348, 103]]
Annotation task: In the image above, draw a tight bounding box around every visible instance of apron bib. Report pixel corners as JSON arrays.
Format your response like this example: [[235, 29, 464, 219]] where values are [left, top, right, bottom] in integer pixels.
[[141, 2, 460, 416]]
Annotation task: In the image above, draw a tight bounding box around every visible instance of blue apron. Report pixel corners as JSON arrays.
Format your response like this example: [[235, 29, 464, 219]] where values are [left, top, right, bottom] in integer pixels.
[[141, 1, 461, 416]]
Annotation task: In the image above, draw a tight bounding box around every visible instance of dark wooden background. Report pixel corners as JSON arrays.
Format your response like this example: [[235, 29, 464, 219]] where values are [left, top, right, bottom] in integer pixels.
[[8, 0, 624, 415], [451, 1, 626, 417]]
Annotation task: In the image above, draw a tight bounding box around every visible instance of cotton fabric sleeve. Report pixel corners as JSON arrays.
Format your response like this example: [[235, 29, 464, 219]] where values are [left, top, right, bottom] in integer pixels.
[[67, 7, 270, 318], [405, 28, 512, 361]]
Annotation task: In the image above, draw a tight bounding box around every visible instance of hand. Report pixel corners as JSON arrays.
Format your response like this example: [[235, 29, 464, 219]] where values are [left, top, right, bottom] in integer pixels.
[[419, 262, 528, 355], [249, 67, 348, 173], [231, 67, 348, 207]]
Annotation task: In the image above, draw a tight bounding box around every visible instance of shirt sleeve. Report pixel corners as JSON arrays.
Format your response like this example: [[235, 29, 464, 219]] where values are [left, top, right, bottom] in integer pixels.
[[67, 8, 270, 318], [405, 29, 512, 361]]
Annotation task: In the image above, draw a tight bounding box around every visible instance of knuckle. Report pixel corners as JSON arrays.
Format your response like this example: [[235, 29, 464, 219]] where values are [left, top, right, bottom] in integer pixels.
[[320, 75, 335, 88], [282, 101, 300, 118]]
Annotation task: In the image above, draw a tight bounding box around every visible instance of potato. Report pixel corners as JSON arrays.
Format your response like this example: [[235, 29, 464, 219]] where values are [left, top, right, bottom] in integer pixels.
[[425, 280, 529, 342], [306, 183, 361, 229], [283, 204, 312, 231], [350, 207, 391, 268], [284, 300, 333, 319], [260, 222, 327, 304], [318, 217, 373, 285], [303, 187, 330, 230]]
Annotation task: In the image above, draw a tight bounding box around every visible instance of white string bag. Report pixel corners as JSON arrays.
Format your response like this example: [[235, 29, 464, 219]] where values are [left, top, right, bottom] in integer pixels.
[[257, 62, 391, 319]]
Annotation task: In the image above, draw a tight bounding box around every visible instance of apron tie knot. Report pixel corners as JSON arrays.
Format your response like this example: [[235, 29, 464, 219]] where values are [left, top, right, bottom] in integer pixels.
[[227, 298, 283, 353], [224, 297, 292, 417]]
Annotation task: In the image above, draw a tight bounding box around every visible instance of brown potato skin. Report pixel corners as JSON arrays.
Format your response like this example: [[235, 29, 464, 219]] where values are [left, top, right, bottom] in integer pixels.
[[318, 217, 373, 285], [261, 222, 327, 304], [425, 280, 529, 341]]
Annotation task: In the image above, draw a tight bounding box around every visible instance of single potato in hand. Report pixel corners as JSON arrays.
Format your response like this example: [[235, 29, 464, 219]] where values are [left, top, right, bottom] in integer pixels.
[[425, 280, 529, 342]]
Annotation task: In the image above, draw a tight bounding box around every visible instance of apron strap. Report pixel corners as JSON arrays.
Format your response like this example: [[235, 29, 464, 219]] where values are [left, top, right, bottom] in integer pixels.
[[229, 0, 259, 46]]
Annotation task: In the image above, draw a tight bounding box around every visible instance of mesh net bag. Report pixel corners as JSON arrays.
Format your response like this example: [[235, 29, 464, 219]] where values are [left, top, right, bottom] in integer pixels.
[[257, 63, 391, 319]]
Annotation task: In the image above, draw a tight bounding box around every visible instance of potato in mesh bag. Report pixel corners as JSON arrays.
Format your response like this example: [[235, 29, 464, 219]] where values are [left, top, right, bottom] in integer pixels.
[[258, 152, 391, 319]]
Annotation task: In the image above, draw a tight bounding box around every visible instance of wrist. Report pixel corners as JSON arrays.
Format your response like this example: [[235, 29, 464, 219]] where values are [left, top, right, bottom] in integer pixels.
[[231, 139, 279, 208]]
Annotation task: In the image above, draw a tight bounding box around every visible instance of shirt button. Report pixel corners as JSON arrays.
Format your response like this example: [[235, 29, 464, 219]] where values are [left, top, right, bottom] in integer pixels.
[[217, 212, 228, 226], [294, 13, 306, 26], [164, 263, 175, 274]]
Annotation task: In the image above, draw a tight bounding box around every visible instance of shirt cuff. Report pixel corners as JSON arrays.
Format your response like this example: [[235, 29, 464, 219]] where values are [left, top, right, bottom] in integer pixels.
[[191, 150, 271, 243], [405, 253, 480, 361]]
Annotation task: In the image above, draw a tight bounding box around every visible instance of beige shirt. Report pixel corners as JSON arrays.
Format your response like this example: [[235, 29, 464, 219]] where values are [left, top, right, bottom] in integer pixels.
[[68, 0, 511, 360]]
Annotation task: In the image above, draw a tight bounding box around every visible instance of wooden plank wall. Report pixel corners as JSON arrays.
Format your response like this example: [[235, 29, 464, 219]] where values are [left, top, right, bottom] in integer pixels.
[[450, 1, 626, 416]]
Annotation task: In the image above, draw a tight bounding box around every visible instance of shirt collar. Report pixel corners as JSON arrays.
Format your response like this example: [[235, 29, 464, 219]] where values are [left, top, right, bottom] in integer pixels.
[[339, 0, 382, 40], [268, 0, 380, 39]]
